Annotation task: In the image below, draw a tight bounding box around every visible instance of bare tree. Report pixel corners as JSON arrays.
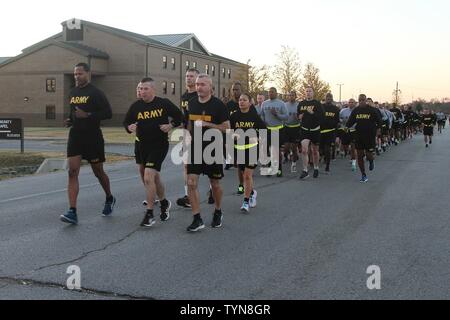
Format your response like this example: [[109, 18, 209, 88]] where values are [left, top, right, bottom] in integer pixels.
[[274, 46, 302, 94], [247, 64, 271, 99], [299, 63, 331, 101]]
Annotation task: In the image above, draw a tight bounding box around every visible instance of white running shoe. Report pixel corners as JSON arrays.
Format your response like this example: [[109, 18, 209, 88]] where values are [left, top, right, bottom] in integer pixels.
[[241, 202, 250, 213], [249, 190, 258, 208]]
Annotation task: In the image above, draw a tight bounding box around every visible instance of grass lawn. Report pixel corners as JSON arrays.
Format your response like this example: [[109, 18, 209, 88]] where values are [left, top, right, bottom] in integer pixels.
[[0, 151, 133, 181], [25, 127, 180, 144], [25, 127, 135, 144]]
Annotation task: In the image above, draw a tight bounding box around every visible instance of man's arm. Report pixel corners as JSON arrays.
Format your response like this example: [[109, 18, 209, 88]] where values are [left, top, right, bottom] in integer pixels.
[[276, 103, 289, 121], [346, 110, 357, 129], [166, 99, 184, 128], [90, 90, 113, 120], [203, 120, 231, 132], [123, 103, 136, 133], [313, 102, 325, 122]]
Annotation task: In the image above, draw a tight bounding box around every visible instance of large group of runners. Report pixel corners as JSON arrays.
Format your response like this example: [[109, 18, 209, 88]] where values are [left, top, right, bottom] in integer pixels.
[[60, 63, 446, 232]]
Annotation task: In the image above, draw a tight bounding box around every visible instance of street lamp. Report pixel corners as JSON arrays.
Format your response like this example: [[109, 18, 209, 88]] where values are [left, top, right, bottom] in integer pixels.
[[337, 84, 344, 103]]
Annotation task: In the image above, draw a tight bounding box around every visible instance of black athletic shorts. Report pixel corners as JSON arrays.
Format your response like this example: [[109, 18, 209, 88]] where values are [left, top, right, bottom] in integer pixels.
[[67, 129, 105, 164], [300, 128, 320, 145], [355, 134, 376, 151], [381, 125, 389, 136], [337, 128, 346, 140], [393, 122, 401, 130], [424, 127, 434, 136], [187, 163, 224, 180], [284, 126, 300, 143], [341, 130, 357, 146], [139, 143, 169, 172], [233, 145, 258, 171], [134, 140, 142, 165], [320, 131, 336, 147]]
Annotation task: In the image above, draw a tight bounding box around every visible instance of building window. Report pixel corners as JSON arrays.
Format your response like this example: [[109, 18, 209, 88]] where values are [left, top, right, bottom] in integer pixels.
[[171, 82, 176, 95], [185, 60, 190, 70], [171, 57, 176, 70], [205, 64, 209, 75], [46, 78, 56, 92], [192, 61, 197, 69], [212, 65, 215, 77], [163, 56, 167, 69], [46, 105, 56, 120], [66, 23, 84, 41], [163, 81, 167, 95], [228, 69, 232, 79], [222, 67, 226, 78]]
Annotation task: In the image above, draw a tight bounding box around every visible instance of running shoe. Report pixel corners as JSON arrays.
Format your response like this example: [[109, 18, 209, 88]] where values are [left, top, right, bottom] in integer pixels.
[[102, 196, 116, 217], [187, 217, 205, 232], [160, 200, 171, 222], [211, 210, 223, 228], [140, 211, 156, 227], [241, 202, 250, 213], [249, 190, 258, 208], [60, 209, 78, 225], [176, 195, 191, 208], [299, 171, 309, 180]]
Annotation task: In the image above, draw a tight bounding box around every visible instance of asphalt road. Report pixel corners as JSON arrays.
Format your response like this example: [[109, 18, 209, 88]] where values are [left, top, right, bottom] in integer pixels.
[[1, 130, 450, 300]]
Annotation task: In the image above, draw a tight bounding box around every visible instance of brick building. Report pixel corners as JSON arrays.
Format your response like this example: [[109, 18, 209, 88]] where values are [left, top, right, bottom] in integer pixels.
[[0, 19, 248, 126]]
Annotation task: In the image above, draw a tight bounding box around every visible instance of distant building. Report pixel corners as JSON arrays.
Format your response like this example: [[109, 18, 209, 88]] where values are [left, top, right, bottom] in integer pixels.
[[0, 19, 248, 126]]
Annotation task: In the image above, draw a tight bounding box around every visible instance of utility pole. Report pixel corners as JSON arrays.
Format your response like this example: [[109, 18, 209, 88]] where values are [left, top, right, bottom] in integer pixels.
[[393, 81, 402, 106], [395, 82, 399, 106], [337, 83, 344, 103]]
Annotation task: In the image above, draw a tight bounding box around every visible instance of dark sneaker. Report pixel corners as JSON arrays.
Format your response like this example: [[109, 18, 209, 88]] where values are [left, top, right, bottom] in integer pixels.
[[299, 171, 309, 180], [369, 160, 375, 171], [140, 211, 156, 227], [160, 200, 172, 222], [237, 185, 244, 195], [276, 170, 283, 178], [60, 210, 78, 225], [313, 169, 319, 179], [360, 175, 369, 183], [376, 149, 380, 156], [324, 167, 330, 175], [426, 144, 429, 148], [187, 218, 205, 232], [176, 195, 191, 208], [225, 164, 233, 170], [207, 189, 215, 204], [211, 211, 223, 228], [102, 196, 116, 217], [430, 140, 432, 145]]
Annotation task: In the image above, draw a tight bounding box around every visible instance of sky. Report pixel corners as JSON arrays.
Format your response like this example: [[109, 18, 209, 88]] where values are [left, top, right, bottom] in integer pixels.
[[1, 0, 449, 102]]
